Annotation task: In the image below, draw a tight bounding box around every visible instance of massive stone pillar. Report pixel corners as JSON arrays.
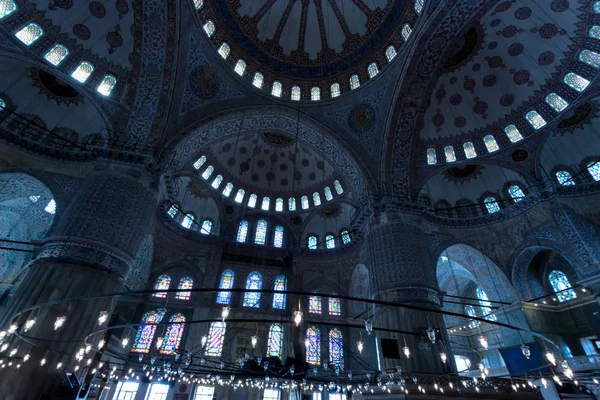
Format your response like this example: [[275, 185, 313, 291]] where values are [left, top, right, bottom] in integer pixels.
[[362, 215, 450, 374], [0, 170, 157, 400]]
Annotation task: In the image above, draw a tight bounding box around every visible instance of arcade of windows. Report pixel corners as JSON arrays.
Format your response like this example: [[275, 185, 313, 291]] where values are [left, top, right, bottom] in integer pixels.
[[152, 274, 195, 301], [307, 230, 352, 250], [433, 184, 528, 218], [166, 203, 214, 235]]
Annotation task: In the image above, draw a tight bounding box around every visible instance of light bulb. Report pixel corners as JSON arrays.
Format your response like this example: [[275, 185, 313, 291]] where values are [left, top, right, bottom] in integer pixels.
[[0, 331, 6, 340], [545, 352, 556, 366], [121, 338, 129, 348], [293, 310, 303, 326], [0, 343, 8, 352], [23, 354, 30, 362], [440, 352, 447, 363], [201, 335, 208, 347], [54, 315, 67, 330], [403, 345, 410, 358], [8, 324, 17, 334], [251, 335, 258, 348], [449, 382, 454, 389], [553, 375, 562, 386], [98, 339, 105, 349], [478, 335, 489, 350], [156, 336, 164, 349], [365, 319, 373, 335], [520, 344, 531, 359], [24, 319, 36, 332], [426, 327, 436, 343], [593, 378, 599, 384], [40, 358, 46, 366], [9, 349, 17, 357], [56, 362, 63, 369], [221, 306, 230, 321], [304, 338, 310, 348], [97, 311, 110, 326], [357, 340, 364, 354]]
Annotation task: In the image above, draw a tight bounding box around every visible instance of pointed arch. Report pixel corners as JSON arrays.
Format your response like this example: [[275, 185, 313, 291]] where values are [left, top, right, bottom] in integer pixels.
[[131, 309, 166, 353], [548, 270, 576, 302], [160, 313, 186, 354]]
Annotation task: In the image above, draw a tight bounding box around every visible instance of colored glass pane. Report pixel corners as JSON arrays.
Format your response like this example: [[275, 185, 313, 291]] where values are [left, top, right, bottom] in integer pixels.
[[334, 180, 344, 194], [160, 313, 186, 355], [255, 220, 267, 245], [309, 295, 322, 314], [564, 72, 590, 92], [222, 182, 233, 197], [463, 142, 477, 158], [341, 230, 351, 244], [402, 23, 412, 40], [271, 81, 282, 97], [273, 225, 284, 248], [206, 322, 226, 356], [483, 135, 499, 152], [267, 324, 283, 358], [545, 93, 569, 112], [549, 270, 576, 302], [15, 23, 43, 46], [329, 328, 343, 368], [288, 197, 296, 211], [234, 189, 245, 203], [201, 219, 212, 235], [465, 305, 479, 329], [97, 75, 117, 96], [253, 72, 264, 89], [476, 287, 497, 321], [301, 195, 309, 209], [349, 75, 360, 90], [324, 187, 333, 201], [526, 110, 547, 130], [330, 83, 341, 98], [368, 62, 379, 78], [291, 85, 301, 101], [71, 61, 94, 83], [386, 45, 397, 62], [329, 297, 341, 316], [504, 125, 523, 143], [261, 197, 270, 211], [326, 235, 335, 249], [234, 59, 246, 76], [217, 270, 234, 304], [272, 275, 287, 309], [193, 156, 206, 170], [131, 308, 166, 353], [275, 198, 283, 211], [153, 275, 171, 298], [0, 0, 17, 19], [308, 235, 317, 250], [176, 277, 194, 300], [237, 221, 249, 243], [201, 165, 214, 179], [181, 213, 194, 229], [588, 161, 600, 181], [427, 148, 437, 164], [218, 42, 230, 59], [508, 185, 525, 202], [311, 87, 321, 101], [313, 192, 321, 206], [243, 271, 263, 307], [44, 44, 69, 66], [484, 197, 500, 214], [248, 194, 257, 208], [306, 326, 321, 365], [556, 170, 575, 186], [444, 145, 456, 162]]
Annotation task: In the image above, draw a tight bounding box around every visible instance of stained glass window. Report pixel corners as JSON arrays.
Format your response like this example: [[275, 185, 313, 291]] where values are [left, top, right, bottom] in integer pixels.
[[203, 20, 215, 37], [234, 59, 246, 76], [386, 45, 397, 62], [548, 270, 576, 302], [243, 271, 263, 308], [313, 192, 322, 206], [97, 75, 117, 97], [253, 72, 264, 89], [587, 161, 600, 181], [131, 308, 166, 353], [444, 145, 456, 162], [201, 165, 214, 179], [288, 197, 296, 211], [223, 183, 233, 197], [579, 49, 600, 69], [306, 326, 321, 365], [301, 195, 309, 210], [29, 195, 40, 202], [402, 23, 412, 40], [217, 270, 234, 304], [330, 83, 341, 98], [334, 180, 344, 194], [484, 197, 500, 214], [476, 287, 497, 321], [201, 220, 212, 235], [556, 170, 575, 186], [508, 185, 525, 202], [341, 230, 351, 244], [255, 220, 267, 245], [291, 85, 301, 101], [308, 235, 317, 250], [160, 313, 186, 354], [368, 62, 379, 78], [218, 42, 230, 59], [181, 213, 194, 229], [349, 74, 360, 90], [15, 23, 43, 46], [309, 296, 322, 314], [414, 0, 424, 14], [463, 142, 477, 158], [329, 298, 341, 316], [311, 87, 321, 101], [237, 221, 249, 243], [193, 156, 206, 170], [268, 324, 284, 358], [0, 98, 4, 108], [261, 197, 270, 211], [248, 194, 257, 208], [194, 0, 204, 10], [211, 175, 223, 189], [272, 275, 287, 309], [326, 235, 335, 249], [595, 4, 600, 13], [153, 275, 171, 298], [273, 226, 284, 248], [465, 305, 479, 329], [45, 199, 56, 214], [329, 328, 343, 368], [234, 189, 245, 203], [272, 81, 283, 97], [275, 198, 283, 212], [324, 187, 333, 201], [206, 322, 226, 356], [592, 26, 600, 38], [0, 0, 17, 19], [483, 135, 499, 152], [525, 110, 547, 130], [545, 93, 569, 112], [71, 61, 94, 83], [44, 44, 69, 66], [176, 277, 194, 300], [504, 125, 523, 143], [427, 148, 437, 164], [564, 72, 590, 92]]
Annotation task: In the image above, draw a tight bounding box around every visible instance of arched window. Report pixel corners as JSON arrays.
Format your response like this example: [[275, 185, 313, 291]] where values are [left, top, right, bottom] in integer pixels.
[[587, 161, 600, 181], [465, 305, 479, 329], [309, 295, 322, 314], [476, 287, 497, 321], [273, 275, 287, 309], [206, 321, 226, 356], [414, 0, 424, 14], [324, 187, 333, 201], [385, 45, 397, 62], [0, 98, 5, 108], [334, 180, 344, 194], [255, 220, 267, 245], [288, 197, 296, 211], [248, 194, 257, 208], [203, 20, 215, 37], [275, 198, 284, 212], [218, 42, 230, 59], [271, 81, 283, 97], [131, 309, 166, 353], [71, 61, 94, 83], [402, 23, 412, 40], [556, 170, 575, 186], [444, 145, 456, 162], [167, 203, 178, 218], [329, 328, 343, 368], [330, 83, 341, 98], [367, 62, 379, 78], [181, 213, 194, 229], [508, 185, 525, 202], [15, 23, 43, 46], [237, 221, 249, 243], [427, 148, 437, 165], [252, 72, 264, 89], [176, 277, 194, 300], [484, 197, 500, 214], [194, 0, 204, 10], [564, 72, 590, 92], [311, 87, 321, 101], [313, 192, 322, 206], [326, 234, 335, 249], [0, 0, 17, 19], [211, 174, 223, 189], [308, 235, 317, 250], [595, 2, 600, 12], [579, 49, 600, 69], [234, 59, 246, 76], [341, 230, 351, 244], [483, 135, 499, 152], [548, 270, 576, 302], [306, 326, 321, 365], [291, 85, 301, 101], [217, 270, 234, 304], [44, 199, 57, 214], [153, 275, 171, 298], [545, 93, 569, 112], [201, 219, 212, 235], [160, 313, 186, 354], [329, 297, 341, 316], [273, 226, 284, 248], [349, 74, 360, 90], [44, 44, 69, 66], [97, 75, 117, 97], [463, 142, 477, 158], [261, 197, 270, 211], [504, 125, 523, 143], [526, 110, 547, 130], [301, 195, 310, 210], [201, 165, 214, 179], [243, 271, 263, 308], [268, 324, 283, 358], [222, 182, 234, 197], [234, 188, 245, 203], [193, 156, 206, 170]]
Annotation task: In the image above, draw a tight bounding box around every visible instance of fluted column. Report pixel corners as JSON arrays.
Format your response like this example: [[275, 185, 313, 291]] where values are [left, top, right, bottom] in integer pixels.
[[363, 217, 450, 374], [0, 170, 158, 400]]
